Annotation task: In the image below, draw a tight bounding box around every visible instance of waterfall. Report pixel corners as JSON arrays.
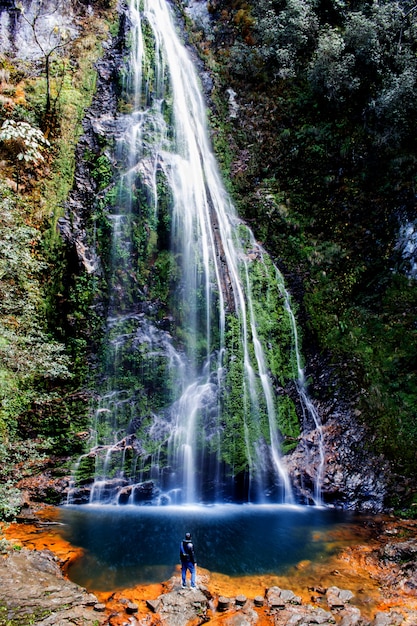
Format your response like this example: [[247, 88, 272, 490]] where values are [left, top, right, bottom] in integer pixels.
[[275, 271, 325, 505], [69, 0, 325, 506]]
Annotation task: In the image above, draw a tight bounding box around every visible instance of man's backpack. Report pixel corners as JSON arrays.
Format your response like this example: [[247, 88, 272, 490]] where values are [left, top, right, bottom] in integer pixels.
[[180, 540, 190, 562]]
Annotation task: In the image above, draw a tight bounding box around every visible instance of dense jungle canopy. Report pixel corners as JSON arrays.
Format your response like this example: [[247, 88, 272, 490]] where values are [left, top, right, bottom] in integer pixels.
[[0, 0, 416, 517]]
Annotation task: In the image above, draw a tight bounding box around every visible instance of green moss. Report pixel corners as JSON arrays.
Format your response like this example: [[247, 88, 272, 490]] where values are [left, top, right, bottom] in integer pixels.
[[246, 253, 300, 383], [74, 454, 96, 486], [277, 396, 300, 453]]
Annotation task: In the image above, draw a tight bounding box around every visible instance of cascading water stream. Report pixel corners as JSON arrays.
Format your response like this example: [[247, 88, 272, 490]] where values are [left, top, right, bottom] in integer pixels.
[[273, 269, 325, 505], [69, 0, 325, 506]]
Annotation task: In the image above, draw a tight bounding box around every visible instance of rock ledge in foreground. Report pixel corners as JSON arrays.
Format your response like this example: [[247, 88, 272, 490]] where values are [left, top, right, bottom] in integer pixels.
[[0, 545, 107, 625]]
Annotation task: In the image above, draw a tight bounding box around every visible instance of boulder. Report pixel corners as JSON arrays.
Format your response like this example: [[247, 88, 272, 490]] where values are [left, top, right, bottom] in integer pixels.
[[380, 539, 417, 562], [326, 586, 354, 609], [273, 605, 335, 625], [266, 586, 301, 609], [280, 589, 302, 605], [126, 601, 139, 614], [371, 611, 404, 626], [339, 606, 368, 626], [148, 587, 209, 626], [146, 598, 161, 612], [0, 545, 107, 625], [267, 591, 286, 610], [218, 596, 232, 611]]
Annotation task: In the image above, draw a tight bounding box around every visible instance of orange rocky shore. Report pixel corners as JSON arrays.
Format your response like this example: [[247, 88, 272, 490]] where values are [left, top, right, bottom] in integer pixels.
[[1, 505, 417, 625]]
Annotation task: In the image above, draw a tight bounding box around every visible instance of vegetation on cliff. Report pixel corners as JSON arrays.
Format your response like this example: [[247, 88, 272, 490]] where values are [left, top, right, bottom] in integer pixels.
[[184, 0, 417, 493], [0, 0, 116, 517]]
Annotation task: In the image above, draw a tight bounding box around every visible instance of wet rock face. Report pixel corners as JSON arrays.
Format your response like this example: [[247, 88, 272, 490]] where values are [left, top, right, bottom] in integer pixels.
[[1, 0, 396, 512], [286, 391, 389, 512], [147, 586, 210, 626], [17, 472, 69, 505], [380, 539, 417, 562], [59, 45, 123, 275]]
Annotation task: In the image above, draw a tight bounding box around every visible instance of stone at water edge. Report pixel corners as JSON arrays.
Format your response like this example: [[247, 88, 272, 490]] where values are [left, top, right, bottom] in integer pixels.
[[326, 586, 354, 610], [279, 589, 302, 605], [266, 592, 286, 610], [146, 598, 161, 613], [339, 606, 364, 626], [126, 601, 139, 614], [218, 596, 232, 611]]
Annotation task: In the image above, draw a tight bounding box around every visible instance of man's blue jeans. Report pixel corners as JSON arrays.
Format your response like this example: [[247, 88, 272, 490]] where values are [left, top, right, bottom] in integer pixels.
[[181, 561, 196, 587]]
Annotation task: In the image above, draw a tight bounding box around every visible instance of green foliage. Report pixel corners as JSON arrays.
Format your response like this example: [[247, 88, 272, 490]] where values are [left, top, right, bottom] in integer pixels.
[[0, 119, 50, 163], [0, 0, 122, 523], [394, 492, 417, 520], [150, 250, 179, 304], [247, 254, 299, 383], [220, 277, 301, 472], [16, 0, 79, 119], [0, 438, 56, 520], [308, 26, 358, 102], [220, 315, 249, 473], [277, 396, 300, 453], [0, 482, 22, 521], [0, 184, 73, 439], [0, 539, 10, 554], [197, 0, 417, 483], [84, 149, 114, 192], [0, 600, 54, 625], [217, 232, 302, 467], [319, 274, 417, 473], [73, 454, 96, 487]]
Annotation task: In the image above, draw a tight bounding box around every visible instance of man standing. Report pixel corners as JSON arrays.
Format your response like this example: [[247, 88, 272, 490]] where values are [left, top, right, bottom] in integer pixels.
[[179, 532, 197, 589]]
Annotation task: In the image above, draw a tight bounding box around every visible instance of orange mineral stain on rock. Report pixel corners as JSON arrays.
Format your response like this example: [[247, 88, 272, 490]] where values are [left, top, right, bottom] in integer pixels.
[[93, 583, 164, 625], [1, 506, 84, 572]]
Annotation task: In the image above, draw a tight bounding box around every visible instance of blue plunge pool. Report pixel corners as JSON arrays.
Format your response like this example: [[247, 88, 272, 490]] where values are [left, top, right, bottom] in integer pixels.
[[57, 504, 363, 591]]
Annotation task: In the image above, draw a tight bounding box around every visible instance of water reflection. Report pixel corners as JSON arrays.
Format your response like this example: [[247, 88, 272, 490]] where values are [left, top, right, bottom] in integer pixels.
[[58, 505, 354, 591]]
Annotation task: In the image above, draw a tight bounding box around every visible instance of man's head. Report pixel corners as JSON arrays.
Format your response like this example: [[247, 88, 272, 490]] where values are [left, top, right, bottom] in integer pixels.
[[185, 532, 191, 540]]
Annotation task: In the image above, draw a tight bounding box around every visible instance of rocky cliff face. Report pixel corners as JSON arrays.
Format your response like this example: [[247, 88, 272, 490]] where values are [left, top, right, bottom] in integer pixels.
[[58, 44, 123, 276], [0, 0, 78, 60]]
